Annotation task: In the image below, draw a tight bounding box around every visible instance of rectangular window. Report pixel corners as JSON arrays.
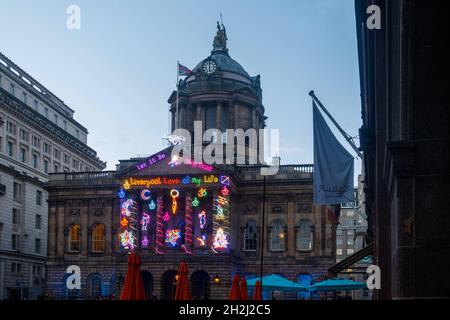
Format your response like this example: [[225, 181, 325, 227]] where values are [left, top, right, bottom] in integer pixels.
[[63, 120, 67, 130], [347, 248, 354, 255], [32, 153, 38, 169], [20, 147, 26, 162], [35, 238, 41, 254], [12, 234, 20, 251], [7, 121, 16, 135], [10, 83, 15, 95], [32, 136, 40, 148], [11, 262, 22, 274], [44, 108, 48, 118], [64, 154, 69, 164], [336, 249, 343, 255], [13, 182, 22, 202], [44, 159, 49, 173], [12, 208, 21, 225], [33, 99, 38, 110], [54, 114, 58, 125], [22, 92, 27, 104], [54, 164, 59, 173], [36, 214, 42, 229], [19, 129, 29, 141], [336, 238, 343, 246], [53, 149, 60, 159], [43, 142, 50, 154], [347, 238, 354, 245], [7, 141, 14, 157], [36, 190, 42, 206]]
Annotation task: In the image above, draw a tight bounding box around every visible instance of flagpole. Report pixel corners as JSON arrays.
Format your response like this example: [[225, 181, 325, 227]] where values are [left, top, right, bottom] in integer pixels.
[[176, 61, 179, 130], [309, 90, 363, 158]]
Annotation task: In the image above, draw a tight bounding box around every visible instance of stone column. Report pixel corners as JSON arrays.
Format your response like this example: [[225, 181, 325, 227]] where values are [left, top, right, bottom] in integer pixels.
[[48, 201, 57, 258], [216, 101, 222, 130], [233, 103, 239, 130], [104, 198, 113, 255], [287, 199, 296, 257], [56, 202, 65, 257], [81, 201, 89, 256]]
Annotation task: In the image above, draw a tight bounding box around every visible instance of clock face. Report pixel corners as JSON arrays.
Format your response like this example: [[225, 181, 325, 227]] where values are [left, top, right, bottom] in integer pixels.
[[202, 59, 217, 75]]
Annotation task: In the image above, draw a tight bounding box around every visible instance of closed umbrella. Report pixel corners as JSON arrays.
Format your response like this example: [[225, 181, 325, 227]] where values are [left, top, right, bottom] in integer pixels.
[[252, 280, 262, 300], [229, 274, 240, 300], [174, 261, 191, 300], [239, 276, 248, 300], [120, 253, 146, 300]]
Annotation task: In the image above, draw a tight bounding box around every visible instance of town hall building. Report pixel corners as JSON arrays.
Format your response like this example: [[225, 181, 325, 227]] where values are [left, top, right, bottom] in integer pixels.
[[44, 24, 338, 300]]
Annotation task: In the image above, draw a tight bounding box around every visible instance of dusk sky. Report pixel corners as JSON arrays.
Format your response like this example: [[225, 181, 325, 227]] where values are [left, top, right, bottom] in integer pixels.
[[0, 0, 362, 183]]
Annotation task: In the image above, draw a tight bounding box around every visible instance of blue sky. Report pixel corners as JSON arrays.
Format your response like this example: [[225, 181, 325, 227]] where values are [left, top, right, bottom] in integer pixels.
[[0, 0, 362, 182]]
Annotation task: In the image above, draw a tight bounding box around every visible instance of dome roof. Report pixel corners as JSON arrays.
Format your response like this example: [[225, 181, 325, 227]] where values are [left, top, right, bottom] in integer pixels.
[[192, 51, 250, 78]]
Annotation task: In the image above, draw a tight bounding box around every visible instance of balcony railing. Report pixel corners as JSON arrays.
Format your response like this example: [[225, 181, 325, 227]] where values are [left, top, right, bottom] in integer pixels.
[[48, 171, 117, 185]]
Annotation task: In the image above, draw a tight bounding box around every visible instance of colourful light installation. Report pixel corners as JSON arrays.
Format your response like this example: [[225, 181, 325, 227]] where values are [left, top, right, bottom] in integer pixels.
[[120, 230, 135, 250], [192, 197, 200, 207], [155, 196, 164, 255], [196, 235, 206, 246], [198, 211, 207, 229], [118, 188, 126, 199], [198, 188, 207, 198], [141, 212, 150, 231], [119, 196, 137, 251], [184, 194, 193, 255], [140, 189, 151, 201], [120, 217, 129, 228], [213, 228, 228, 249], [148, 199, 156, 210], [142, 235, 149, 247], [121, 199, 135, 217], [170, 189, 179, 214], [165, 229, 181, 247], [163, 211, 170, 222], [221, 186, 229, 196]]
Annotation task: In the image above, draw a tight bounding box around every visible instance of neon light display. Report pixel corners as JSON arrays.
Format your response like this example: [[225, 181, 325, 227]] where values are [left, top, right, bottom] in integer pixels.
[[121, 199, 135, 216], [120, 230, 135, 250], [170, 189, 179, 214], [136, 152, 166, 170], [221, 186, 229, 196], [197, 235, 206, 246], [192, 197, 200, 207], [165, 229, 181, 247], [122, 175, 224, 189], [220, 175, 230, 186], [142, 235, 149, 247], [148, 200, 156, 210], [141, 212, 150, 231], [120, 217, 129, 228], [118, 189, 126, 199], [155, 196, 164, 255], [140, 189, 151, 201], [198, 188, 207, 198], [198, 211, 207, 229], [163, 211, 170, 222], [184, 194, 193, 254], [213, 228, 228, 249]]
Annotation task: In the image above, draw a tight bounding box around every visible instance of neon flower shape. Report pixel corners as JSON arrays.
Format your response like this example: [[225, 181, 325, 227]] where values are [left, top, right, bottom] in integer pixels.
[[198, 211, 207, 229], [215, 208, 225, 221], [221, 186, 229, 196], [120, 230, 135, 250], [121, 199, 135, 217], [213, 228, 228, 249], [197, 235, 206, 246], [120, 217, 129, 228], [140, 189, 151, 201], [123, 179, 131, 190], [118, 189, 126, 199], [170, 189, 179, 214], [165, 229, 181, 247], [217, 196, 228, 206], [142, 235, 149, 247], [141, 213, 150, 231], [198, 188, 207, 198], [163, 211, 170, 222], [148, 200, 156, 210], [192, 197, 200, 207]]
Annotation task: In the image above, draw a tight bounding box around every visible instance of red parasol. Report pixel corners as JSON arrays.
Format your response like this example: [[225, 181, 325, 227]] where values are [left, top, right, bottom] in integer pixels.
[[239, 276, 249, 300], [174, 261, 191, 300], [252, 280, 262, 300], [120, 253, 146, 300], [229, 274, 241, 300]]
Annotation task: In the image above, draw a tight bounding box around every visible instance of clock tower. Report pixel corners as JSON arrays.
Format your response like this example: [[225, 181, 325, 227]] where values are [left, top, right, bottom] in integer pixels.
[[168, 22, 267, 163]]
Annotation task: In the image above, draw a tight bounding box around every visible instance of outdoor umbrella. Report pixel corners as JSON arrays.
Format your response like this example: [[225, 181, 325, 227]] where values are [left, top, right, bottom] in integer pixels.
[[252, 280, 262, 300], [120, 252, 146, 300], [174, 261, 191, 300], [239, 276, 248, 300], [309, 279, 367, 291], [247, 274, 307, 291], [229, 274, 240, 300]]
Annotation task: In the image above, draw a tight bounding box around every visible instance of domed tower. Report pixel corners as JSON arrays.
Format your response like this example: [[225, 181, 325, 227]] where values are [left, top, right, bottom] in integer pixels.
[[168, 23, 267, 160]]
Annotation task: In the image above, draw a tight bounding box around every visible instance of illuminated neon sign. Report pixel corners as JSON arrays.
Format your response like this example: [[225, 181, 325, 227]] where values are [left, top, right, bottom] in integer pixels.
[[165, 229, 181, 247], [122, 174, 226, 189], [213, 228, 228, 249], [136, 152, 166, 170], [170, 189, 179, 214], [140, 189, 151, 201], [141, 213, 150, 231], [198, 211, 207, 229]]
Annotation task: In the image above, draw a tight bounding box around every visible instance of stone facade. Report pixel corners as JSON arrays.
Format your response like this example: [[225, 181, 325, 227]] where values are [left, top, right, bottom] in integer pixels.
[[0, 52, 105, 299]]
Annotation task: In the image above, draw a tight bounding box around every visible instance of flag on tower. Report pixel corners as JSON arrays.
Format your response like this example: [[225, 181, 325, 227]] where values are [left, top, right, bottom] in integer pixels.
[[178, 62, 192, 76]]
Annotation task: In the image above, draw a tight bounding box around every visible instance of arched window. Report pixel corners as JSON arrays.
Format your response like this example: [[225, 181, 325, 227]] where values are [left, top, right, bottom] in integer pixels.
[[161, 270, 177, 300], [269, 220, 286, 251], [244, 220, 258, 251], [87, 274, 102, 299], [191, 271, 210, 300], [91, 224, 105, 253], [297, 219, 313, 251], [68, 224, 80, 252]]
